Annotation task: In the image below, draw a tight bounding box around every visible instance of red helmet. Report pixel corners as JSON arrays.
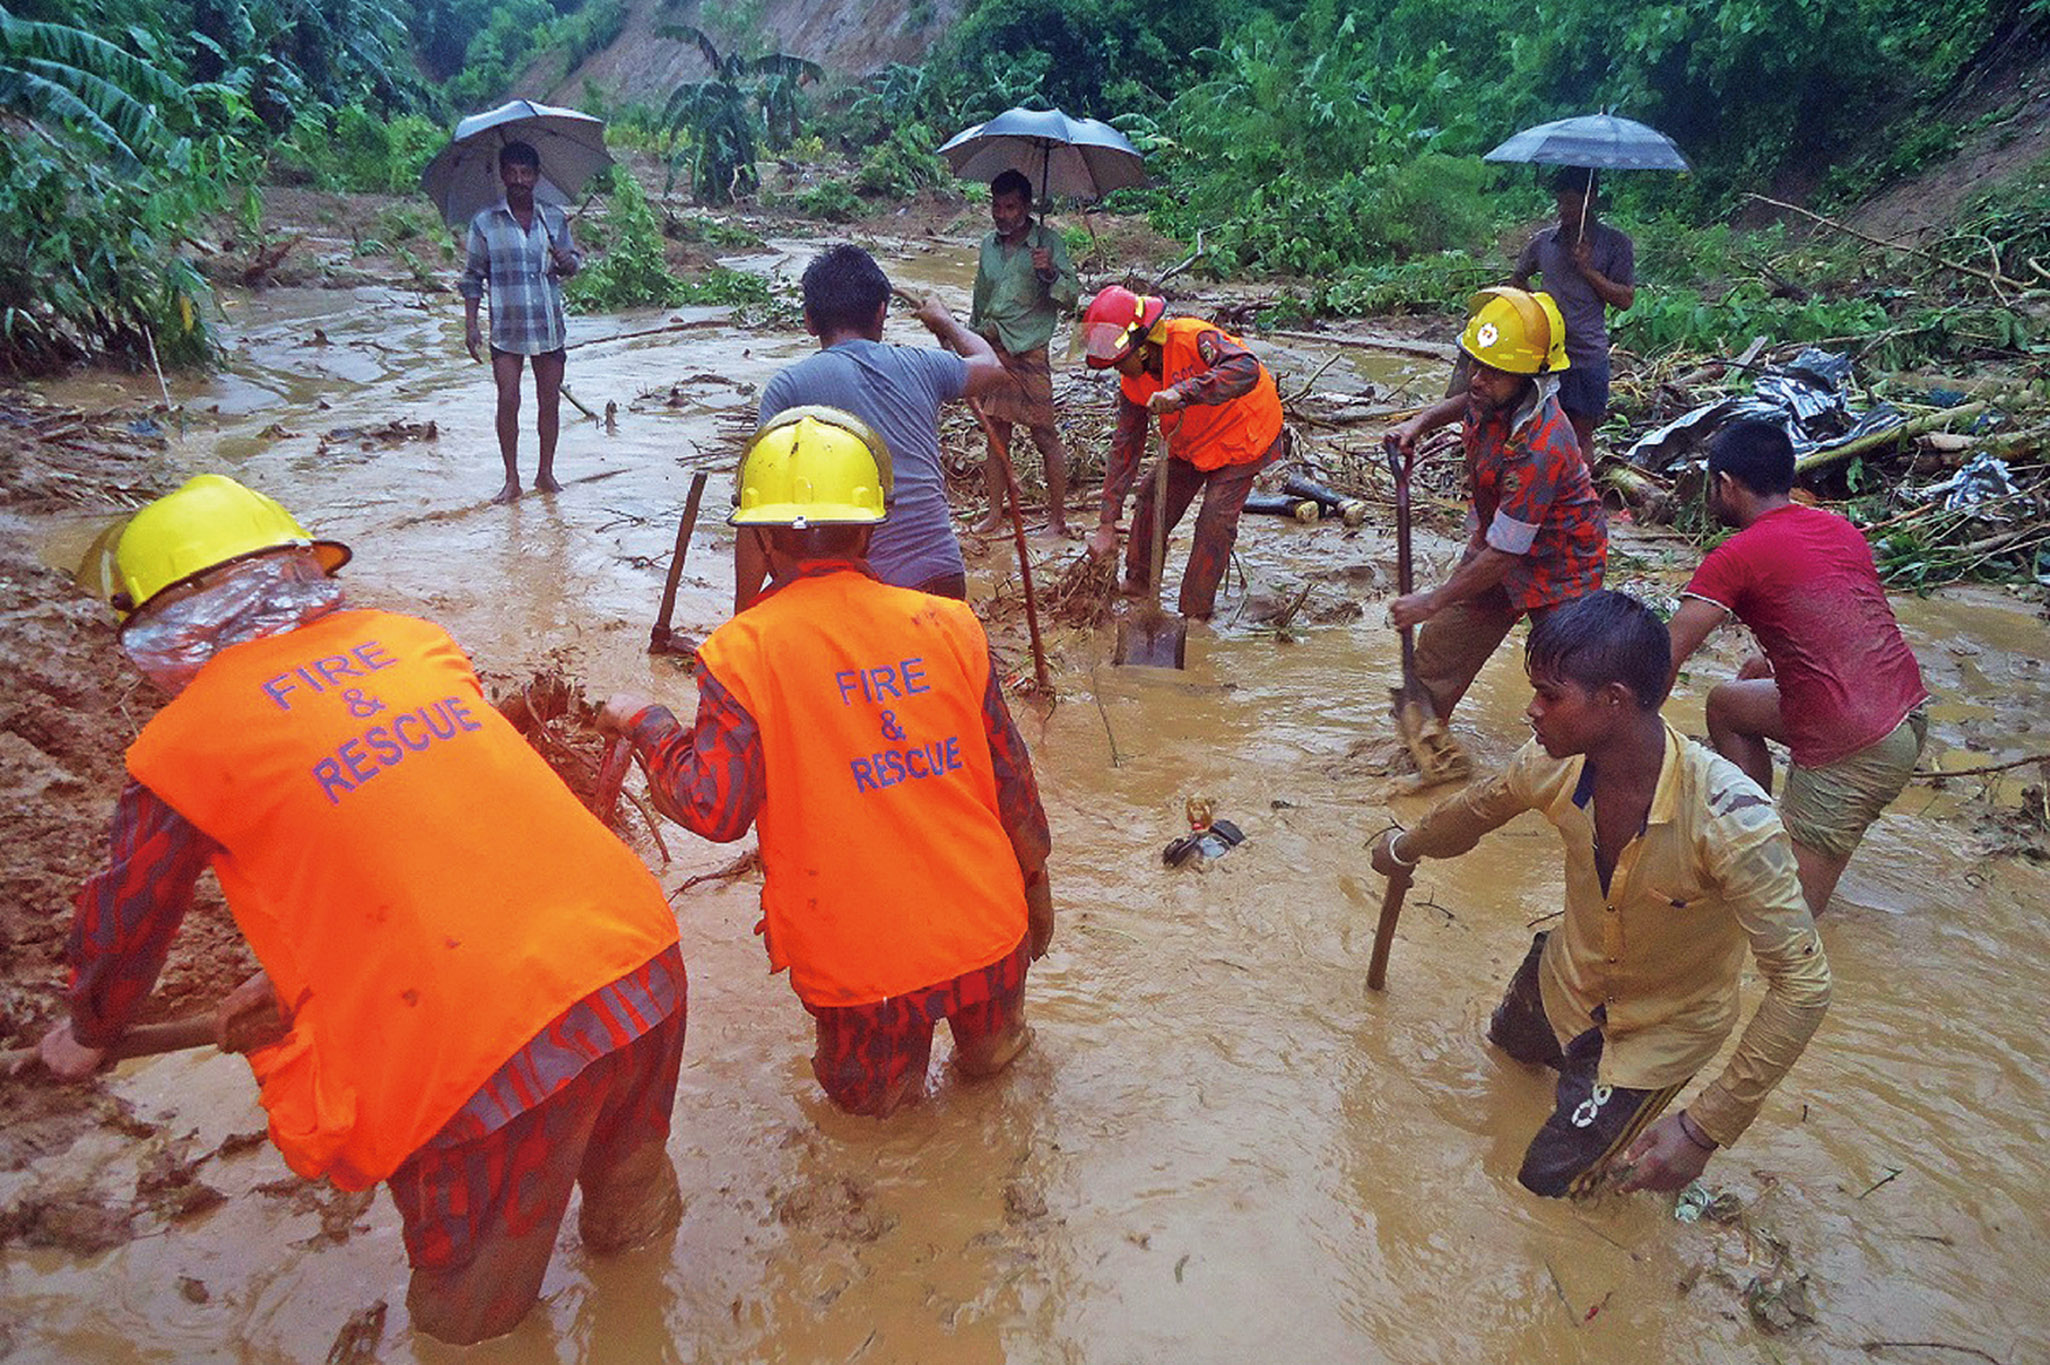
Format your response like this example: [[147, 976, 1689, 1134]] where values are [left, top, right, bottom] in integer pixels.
[[1081, 286, 1166, 369]]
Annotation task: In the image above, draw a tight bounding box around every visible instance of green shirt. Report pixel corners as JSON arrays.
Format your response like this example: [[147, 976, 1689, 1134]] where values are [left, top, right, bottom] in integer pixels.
[[969, 221, 1078, 357]]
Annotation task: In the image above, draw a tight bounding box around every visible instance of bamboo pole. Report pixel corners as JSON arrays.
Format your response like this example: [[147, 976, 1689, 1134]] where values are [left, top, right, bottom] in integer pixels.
[[1794, 402, 1990, 476]]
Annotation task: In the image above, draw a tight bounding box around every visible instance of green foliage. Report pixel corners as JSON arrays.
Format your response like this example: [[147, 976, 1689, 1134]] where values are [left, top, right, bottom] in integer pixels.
[[1137, 4, 1499, 275], [932, 0, 1227, 122], [795, 179, 863, 222], [0, 4, 262, 371], [1612, 284, 1892, 355], [664, 213, 765, 249], [564, 166, 685, 310], [856, 121, 949, 199], [1317, 251, 1499, 317], [277, 103, 440, 193], [656, 24, 821, 204], [674, 265, 772, 306]]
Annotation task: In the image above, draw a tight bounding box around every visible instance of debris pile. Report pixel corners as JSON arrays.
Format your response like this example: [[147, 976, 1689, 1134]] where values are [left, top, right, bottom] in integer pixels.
[[489, 660, 669, 860]]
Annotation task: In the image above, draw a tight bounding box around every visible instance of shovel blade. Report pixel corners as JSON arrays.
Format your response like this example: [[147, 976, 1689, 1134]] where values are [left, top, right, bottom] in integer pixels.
[[1115, 609, 1189, 668], [1390, 683, 1470, 786]]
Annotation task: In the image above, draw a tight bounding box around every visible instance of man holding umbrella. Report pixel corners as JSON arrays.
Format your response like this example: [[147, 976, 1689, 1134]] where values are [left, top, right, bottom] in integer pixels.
[[459, 140, 584, 505], [969, 169, 1080, 538], [1511, 166, 1636, 461]]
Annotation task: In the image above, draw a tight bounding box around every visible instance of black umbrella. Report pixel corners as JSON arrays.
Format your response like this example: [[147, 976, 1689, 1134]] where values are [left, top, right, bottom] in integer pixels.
[[937, 106, 1146, 202]]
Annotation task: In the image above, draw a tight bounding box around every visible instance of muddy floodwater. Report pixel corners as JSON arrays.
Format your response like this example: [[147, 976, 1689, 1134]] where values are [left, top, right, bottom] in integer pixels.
[[5, 245, 2048, 1364]]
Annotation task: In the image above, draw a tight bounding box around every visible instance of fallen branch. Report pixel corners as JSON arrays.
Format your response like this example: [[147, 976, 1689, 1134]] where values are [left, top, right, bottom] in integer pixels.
[[1266, 328, 1459, 363], [1281, 351, 1345, 407], [564, 316, 730, 351], [1860, 1341, 2007, 1365], [1743, 193, 2034, 295], [1154, 228, 1207, 289], [1913, 751, 2050, 781], [558, 384, 600, 422]]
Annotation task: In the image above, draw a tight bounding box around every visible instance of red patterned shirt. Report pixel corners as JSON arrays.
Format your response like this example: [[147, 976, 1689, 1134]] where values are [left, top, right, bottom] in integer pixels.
[[1464, 386, 1607, 610]]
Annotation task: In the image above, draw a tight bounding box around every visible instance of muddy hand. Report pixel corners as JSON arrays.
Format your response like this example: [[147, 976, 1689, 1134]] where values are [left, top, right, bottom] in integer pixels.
[[1388, 592, 1437, 629], [913, 294, 955, 335], [1086, 523, 1119, 561], [214, 970, 288, 1053], [1369, 830, 1412, 879], [597, 691, 656, 738], [1616, 1112, 1713, 1193], [30, 1019, 107, 1081], [1147, 388, 1184, 415]]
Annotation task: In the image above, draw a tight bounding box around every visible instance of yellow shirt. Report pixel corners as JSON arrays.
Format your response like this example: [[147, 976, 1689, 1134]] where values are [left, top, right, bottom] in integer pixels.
[[1404, 723, 1830, 1146]]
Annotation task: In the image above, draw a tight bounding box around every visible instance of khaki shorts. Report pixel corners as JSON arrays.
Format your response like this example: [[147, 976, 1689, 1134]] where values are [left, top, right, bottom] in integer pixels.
[[1782, 708, 1928, 859]]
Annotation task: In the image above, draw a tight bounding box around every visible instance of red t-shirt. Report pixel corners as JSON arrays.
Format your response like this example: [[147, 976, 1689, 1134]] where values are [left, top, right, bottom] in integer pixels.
[[1684, 503, 1927, 767]]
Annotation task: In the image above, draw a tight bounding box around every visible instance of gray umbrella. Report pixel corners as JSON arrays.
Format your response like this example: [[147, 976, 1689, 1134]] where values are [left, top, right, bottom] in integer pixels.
[[939, 106, 1146, 201], [1483, 113, 1691, 172], [419, 99, 614, 229]]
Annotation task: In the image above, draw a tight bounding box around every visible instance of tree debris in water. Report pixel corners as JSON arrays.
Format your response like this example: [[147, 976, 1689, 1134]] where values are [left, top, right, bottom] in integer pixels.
[[324, 1300, 387, 1365], [317, 419, 438, 451], [487, 656, 669, 861]]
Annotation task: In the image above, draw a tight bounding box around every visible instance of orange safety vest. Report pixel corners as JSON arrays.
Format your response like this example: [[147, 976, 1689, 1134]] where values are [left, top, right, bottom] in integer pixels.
[[1119, 317, 1284, 470], [694, 570, 1027, 1007], [126, 609, 678, 1190]]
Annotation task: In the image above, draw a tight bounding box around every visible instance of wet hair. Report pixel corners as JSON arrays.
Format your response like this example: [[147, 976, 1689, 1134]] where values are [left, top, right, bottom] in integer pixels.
[[764, 524, 871, 559], [499, 140, 541, 171], [1550, 165, 1599, 198], [801, 244, 892, 336], [1707, 418, 1796, 496], [1524, 590, 1671, 710], [990, 169, 1032, 204]]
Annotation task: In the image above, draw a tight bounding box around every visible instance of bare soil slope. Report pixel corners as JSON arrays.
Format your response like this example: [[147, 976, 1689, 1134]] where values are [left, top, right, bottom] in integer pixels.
[[535, 0, 969, 107]]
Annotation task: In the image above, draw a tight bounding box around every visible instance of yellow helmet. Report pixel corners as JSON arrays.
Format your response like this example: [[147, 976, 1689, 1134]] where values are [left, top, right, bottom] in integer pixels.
[[732, 405, 894, 527], [1458, 287, 1570, 375], [93, 474, 351, 620]]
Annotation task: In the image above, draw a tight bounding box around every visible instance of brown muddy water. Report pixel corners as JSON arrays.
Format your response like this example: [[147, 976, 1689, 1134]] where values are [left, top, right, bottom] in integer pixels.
[[4, 242, 2048, 1364]]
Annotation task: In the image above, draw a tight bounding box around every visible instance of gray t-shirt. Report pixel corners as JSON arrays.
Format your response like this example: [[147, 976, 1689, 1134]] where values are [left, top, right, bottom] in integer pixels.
[[758, 339, 970, 588], [1515, 222, 1635, 366]]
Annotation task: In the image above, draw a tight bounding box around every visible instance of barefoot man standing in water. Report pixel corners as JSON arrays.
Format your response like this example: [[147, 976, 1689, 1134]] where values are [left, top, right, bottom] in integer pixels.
[[459, 140, 583, 504]]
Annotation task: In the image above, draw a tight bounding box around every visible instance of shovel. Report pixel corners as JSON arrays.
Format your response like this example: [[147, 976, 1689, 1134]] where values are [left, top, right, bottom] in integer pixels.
[[649, 469, 710, 655], [1384, 436, 1469, 785], [1112, 455, 1188, 668]]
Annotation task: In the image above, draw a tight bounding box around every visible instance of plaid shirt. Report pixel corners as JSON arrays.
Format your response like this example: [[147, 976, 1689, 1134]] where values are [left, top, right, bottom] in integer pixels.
[[1463, 384, 1607, 610], [628, 559, 1052, 871], [458, 200, 580, 354], [66, 780, 676, 1144]]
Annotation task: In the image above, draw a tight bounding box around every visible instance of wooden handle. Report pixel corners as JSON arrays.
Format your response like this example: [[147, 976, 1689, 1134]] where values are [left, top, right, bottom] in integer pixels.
[[1366, 863, 1414, 992], [650, 470, 710, 645], [4, 1013, 220, 1076]]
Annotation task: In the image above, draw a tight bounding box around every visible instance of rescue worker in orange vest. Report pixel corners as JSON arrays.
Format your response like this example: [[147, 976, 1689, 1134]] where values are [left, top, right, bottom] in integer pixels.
[[1081, 286, 1287, 619], [26, 475, 686, 1346], [598, 406, 1055, 1118]]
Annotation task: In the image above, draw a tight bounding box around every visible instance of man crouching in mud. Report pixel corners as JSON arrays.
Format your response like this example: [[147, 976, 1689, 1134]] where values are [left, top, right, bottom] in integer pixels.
[[27, 474, 686, 1344], [1371, 591, 1830, 1196]]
